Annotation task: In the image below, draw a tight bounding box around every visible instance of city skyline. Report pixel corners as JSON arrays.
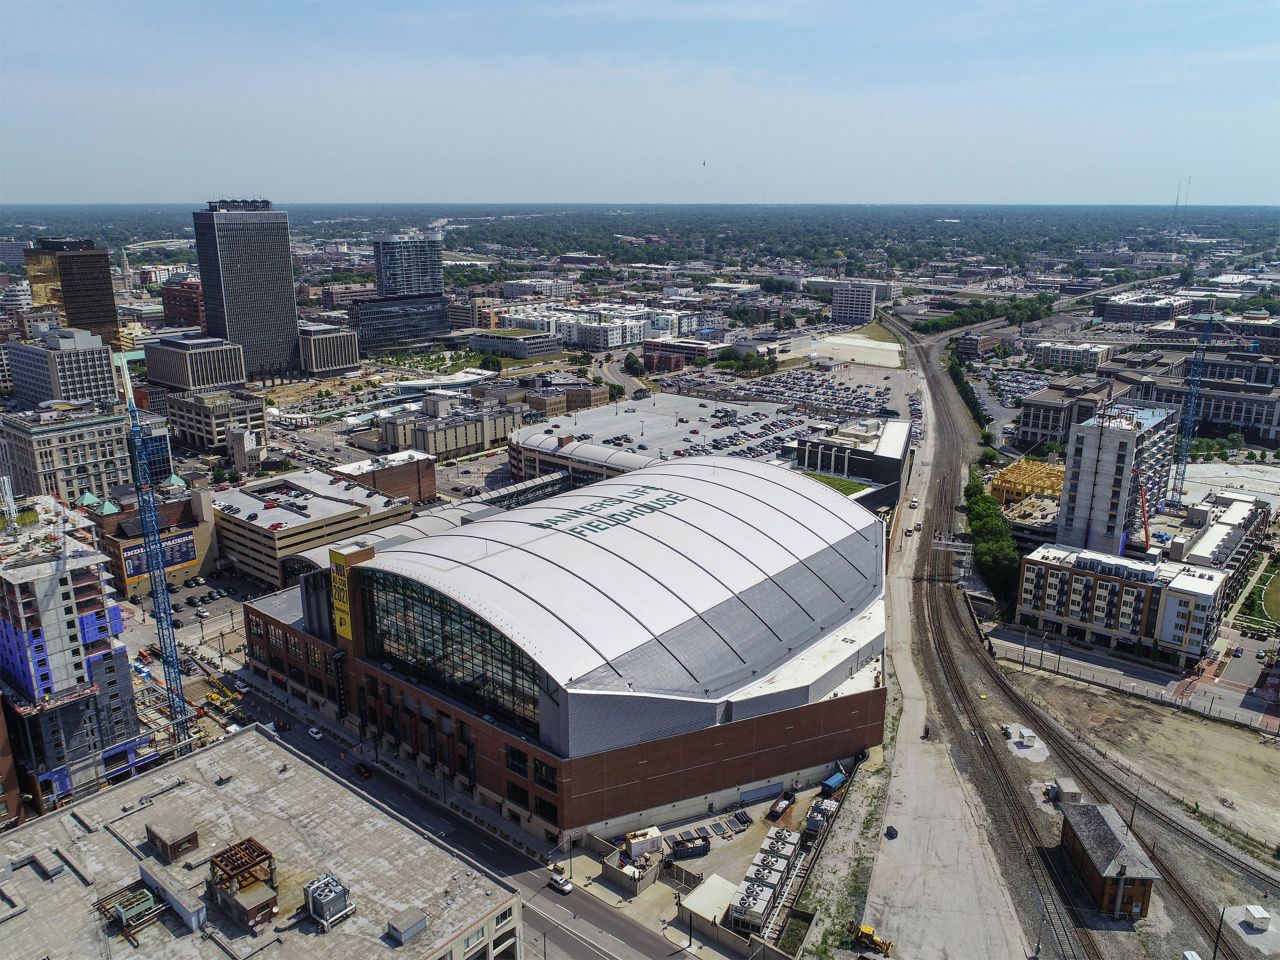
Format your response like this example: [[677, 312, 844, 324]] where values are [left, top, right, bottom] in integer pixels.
[[1, 0, 1277, 206]]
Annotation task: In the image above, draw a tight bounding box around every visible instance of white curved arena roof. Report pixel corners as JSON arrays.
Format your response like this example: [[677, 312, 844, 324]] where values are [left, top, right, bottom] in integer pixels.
[[361, 458, 884, 699]]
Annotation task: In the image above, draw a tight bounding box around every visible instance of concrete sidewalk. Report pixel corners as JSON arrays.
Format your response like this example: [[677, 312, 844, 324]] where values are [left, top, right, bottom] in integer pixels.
[[861, 354, 1029, 960]]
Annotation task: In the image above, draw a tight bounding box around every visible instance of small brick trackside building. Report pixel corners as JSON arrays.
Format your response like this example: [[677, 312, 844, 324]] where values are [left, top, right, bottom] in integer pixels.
[[1060, 802, 1161, 920]]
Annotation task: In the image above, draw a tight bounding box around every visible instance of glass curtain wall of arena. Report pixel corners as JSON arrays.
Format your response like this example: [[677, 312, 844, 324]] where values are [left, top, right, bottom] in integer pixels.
[[356, 569, 546, 735]]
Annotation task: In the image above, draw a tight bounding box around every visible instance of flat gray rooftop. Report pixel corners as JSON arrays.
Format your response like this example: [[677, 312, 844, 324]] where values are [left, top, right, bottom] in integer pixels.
[[510, 391, 824, 461], [0, 728, 515, 959]]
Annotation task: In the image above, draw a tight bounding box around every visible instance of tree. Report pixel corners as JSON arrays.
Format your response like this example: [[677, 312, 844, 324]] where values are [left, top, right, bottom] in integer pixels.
[[623, 352, 644, 377], [603, 352, 615, 364], [591, 375, 605, 385], [265, 397, 276, 407], [575, 366, 589, 379], [478, 354, 504, 373], [608, 383, 626, 402]]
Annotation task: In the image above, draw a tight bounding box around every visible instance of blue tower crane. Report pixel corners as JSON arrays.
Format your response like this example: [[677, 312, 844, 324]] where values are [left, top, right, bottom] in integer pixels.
[[122, 371, 190, 753]]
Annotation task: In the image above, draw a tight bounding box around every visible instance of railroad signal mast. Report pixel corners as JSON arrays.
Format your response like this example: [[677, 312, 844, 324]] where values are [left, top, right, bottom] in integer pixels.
[[122, 368, 191, 753]]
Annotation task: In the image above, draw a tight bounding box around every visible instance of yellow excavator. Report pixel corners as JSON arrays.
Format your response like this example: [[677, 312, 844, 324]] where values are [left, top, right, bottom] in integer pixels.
[[847, 922, 894, 957]]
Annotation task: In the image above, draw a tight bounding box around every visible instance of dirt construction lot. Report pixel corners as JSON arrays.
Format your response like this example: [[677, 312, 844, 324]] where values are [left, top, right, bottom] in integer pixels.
[[1007, 670, 1280, 845]]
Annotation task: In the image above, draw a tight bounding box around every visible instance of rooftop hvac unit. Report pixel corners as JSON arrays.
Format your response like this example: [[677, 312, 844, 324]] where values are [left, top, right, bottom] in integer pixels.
[[752, 853, 782, 871], [747, 867, 784, 888], [767, 827, 799, 844], [303, 873, 356, 932]]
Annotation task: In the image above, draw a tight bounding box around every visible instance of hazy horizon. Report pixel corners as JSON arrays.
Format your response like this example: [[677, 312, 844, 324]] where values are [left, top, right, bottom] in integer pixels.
[[3, 0, 1278, 206]]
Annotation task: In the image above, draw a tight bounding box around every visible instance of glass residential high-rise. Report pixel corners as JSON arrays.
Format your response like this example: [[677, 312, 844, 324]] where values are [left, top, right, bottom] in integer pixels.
[[193, 200, 299, 378], [373, 229, 444, 297], [23, 239, 121, 347]]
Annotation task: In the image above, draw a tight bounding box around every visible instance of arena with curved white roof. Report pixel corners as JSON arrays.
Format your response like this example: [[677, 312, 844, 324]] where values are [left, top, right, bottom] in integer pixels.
[[244, 457, 888, 836]]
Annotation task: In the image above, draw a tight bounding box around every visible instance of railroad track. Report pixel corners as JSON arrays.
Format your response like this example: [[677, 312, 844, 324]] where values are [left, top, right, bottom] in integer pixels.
[[893, 313, 1268, 959], [918, 476, 1104, 960]]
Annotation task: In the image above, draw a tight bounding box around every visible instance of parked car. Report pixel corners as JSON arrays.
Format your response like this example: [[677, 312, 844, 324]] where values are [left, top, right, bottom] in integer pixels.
[[233, 681, 249, 693], [307, 727, 324, 740], [547, 873, 573, 895], [353, 763, 373, 779]]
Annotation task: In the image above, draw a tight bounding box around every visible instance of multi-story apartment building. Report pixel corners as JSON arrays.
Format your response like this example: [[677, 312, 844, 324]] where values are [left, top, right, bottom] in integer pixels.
[[193, 200, 300, 377], [321, 282, 377, 308], [1016, 377, 1130, 449], [1018, 544, 1226, 666], [830, 282, 877, 325], [1098, 291, 1192, 323], [143, 333, 246, 392], [1032, 341, 1114, 372], [348, 294, 449, 356], [373, 230, 444, 297], [0, 279, 33, 319], [0, 497, 144, 815], [501, 277, 572, 299], [498, 303, 652, 351], [24, 240, 121, 347], [1056, 401, 1179, 556], [7, 325, 118, 409], [159, 275, 205, 330], [0, 407, 133, 501], [165, 388, 266, 452], [297, 321, 360, 375]]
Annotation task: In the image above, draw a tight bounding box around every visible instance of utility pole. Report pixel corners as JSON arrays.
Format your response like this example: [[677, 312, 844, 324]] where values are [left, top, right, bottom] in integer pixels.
[[1212, 904, 1225, 960]]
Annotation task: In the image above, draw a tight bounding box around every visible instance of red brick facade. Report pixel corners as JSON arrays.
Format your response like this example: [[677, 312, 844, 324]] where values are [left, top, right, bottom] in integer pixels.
[[245, 575, 886, 836]]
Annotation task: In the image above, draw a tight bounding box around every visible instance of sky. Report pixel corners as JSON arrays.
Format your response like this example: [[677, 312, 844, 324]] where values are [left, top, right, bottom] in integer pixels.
[[1, 0, 1278, 205]]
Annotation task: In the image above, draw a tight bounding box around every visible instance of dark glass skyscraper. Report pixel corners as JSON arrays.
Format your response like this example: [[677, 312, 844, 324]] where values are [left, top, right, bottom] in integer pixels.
[[193, 200, 299, 378], [24, 239, 121, 347]]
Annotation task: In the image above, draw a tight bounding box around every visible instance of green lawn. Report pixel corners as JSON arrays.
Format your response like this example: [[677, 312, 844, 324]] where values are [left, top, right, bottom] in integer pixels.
[[1264, 563, 1280, 623], [805, 472, 869, 496], [858, 320, 901, 344]]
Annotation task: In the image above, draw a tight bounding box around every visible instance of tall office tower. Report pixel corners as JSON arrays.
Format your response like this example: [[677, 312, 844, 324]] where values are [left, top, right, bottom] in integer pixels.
[[0, 496, 142, 812], [1055, 400, 1179, 556], [830, 281, 877, 325], [193, 199, 299, 378], [0, 238, 33, 267], [23, 239, 121, 347], [373, 229, 444, 297]]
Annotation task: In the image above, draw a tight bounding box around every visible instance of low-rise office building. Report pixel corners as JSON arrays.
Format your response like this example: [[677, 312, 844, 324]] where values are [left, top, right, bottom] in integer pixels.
[[794, 420, 911, 487], [642, 337, 731, 366], [321, 281, 377, 308], [0, 727, 523, 960], [331, 450, 437, 504], [1100, 348, 1280, 443], [166, 388, 266, 453], [470, 328, 563, 359], [144, 334, 246, 392], [412, 406, 525, 459], [7, 325, 118, 409], [1017, 544, 1227, 665], [244, 459, 886, 840], [87, 486, 218, 594], [297, 321, 360, 375], [0, 406, 133, 500], [1016, 377, 1129, 449], [210, 468, 412, 586], [956, 333, 1001, 361], [526, 389, 568, 418], [565, 380, 610, 410]]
